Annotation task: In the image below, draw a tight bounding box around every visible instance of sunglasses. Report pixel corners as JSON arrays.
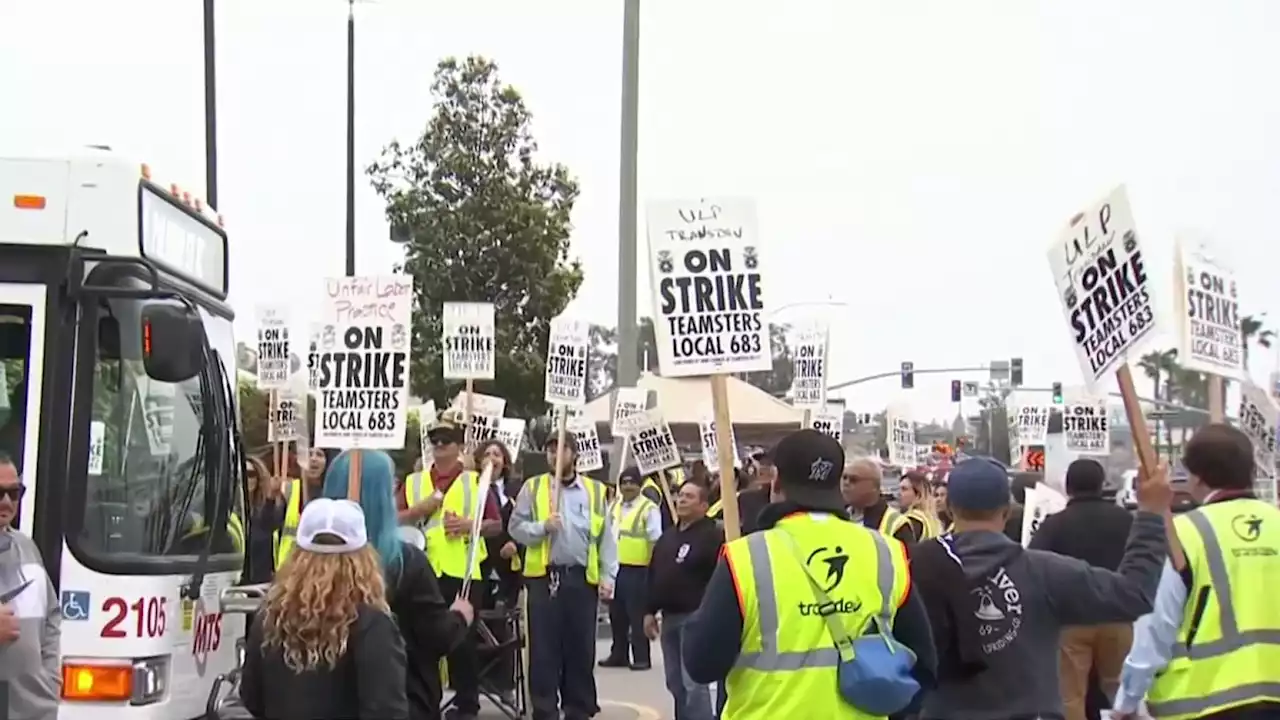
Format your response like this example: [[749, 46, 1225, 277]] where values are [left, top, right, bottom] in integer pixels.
[[0, 486, 26, 502]]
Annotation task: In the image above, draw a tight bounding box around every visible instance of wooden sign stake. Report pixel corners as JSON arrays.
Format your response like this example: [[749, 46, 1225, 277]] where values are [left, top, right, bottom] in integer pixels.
[[710, 375, 742, 540]]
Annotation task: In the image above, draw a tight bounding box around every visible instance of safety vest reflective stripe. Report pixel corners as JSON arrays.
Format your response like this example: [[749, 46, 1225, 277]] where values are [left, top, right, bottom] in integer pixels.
[[708, 499, 723, 517], [735, 529, 897, 671], [523, 474, 606, 583], [877, 507, 906, 536], [273, 480, 304, 567], [906, 509, 940, 539], [405, 471, 478, 527], [408, 471, 487, 579], [613, 499, 654, 538], [1147, 503, 1280, 719]]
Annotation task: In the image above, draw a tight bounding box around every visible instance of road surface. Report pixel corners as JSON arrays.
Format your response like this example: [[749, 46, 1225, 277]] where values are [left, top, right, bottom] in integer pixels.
[[473, 639, 672, 719]]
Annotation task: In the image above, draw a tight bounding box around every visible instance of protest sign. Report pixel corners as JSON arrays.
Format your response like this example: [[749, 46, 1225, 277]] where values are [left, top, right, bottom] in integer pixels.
[[1174, 237, 1242, 379], [87, 421, 105, 475], [412, 401, 437, 455], [495, 417, 527, 461], [887, 405, 915, 468], [452, 392, 506, 450], [255, 305, 291, 390], [313, 275, 413, 450], [698, 415, 741, 470], [1062, 392, 1109, 455], [1237, 381, 1278, 505], [570, 416, 604, 473], [442, 302, 496, 380], [306, 323, 321, 391], [1015, 405, 1050, 447], [1047, 185, 1158, 391], [545, 315, 589, 406], [646, 197, 771, 377], [808, 405, 844, 442], [627, 409, 681, 475], [1021, 483, 1067, 548], [790, 324, 828, 409], [268, 389, 304, 443], [612, 387, 649, 435]]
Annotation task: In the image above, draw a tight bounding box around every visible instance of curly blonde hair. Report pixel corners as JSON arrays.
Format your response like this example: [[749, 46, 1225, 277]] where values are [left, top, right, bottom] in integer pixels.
[[262, 544, 389, 672]]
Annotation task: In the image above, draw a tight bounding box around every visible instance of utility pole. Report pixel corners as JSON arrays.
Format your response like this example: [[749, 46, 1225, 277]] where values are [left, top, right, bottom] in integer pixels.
[[615, 0, 641, 388], [202, 0, 218, 208], [344, 0, 357, 276]]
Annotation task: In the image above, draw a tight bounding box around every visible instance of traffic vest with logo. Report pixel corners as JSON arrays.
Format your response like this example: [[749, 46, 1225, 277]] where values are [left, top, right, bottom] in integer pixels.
[[273, 479, 305, 568], [521, 474, 606, 584], [722, 513, 910, 719], [1146, 499, 1280, 719], [613, 497, 657, 566], [905, 508, 942, 540], [404, 470, 490, 580]]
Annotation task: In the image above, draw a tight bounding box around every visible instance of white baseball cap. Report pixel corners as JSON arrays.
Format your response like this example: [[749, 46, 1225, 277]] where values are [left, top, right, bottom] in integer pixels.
[[296, 498, 368, 554]]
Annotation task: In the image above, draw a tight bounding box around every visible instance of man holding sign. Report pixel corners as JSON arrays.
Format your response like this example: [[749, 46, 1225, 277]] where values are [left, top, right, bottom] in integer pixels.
[[509, 433, 618, 720]]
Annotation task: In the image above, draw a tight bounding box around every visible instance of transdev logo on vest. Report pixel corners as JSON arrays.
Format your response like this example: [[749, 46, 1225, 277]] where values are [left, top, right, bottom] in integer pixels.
[[795, 545, 859, 617]]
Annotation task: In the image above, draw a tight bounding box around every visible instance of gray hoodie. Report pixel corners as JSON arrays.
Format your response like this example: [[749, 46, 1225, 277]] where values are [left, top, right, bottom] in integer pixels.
[[920, 511, 1166, 720], [0, 531, 60, 720]]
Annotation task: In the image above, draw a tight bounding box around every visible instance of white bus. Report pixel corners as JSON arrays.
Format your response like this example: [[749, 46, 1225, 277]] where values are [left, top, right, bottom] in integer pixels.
[[0, 146, 243, 720]]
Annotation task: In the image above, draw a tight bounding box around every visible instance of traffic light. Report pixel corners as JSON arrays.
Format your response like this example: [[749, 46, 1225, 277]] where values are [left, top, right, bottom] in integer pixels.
[[1011, 357, 1024, 387], [1052, 382, 1063, 404], [950, 379, 961, 403], [900, 361, 914, 389]]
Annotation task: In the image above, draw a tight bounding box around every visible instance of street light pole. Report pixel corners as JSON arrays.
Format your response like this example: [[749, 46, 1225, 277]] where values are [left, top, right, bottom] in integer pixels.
[[202, 0, 218, 208], [344, 0, 357, 276], [615, 0, 641, 388]]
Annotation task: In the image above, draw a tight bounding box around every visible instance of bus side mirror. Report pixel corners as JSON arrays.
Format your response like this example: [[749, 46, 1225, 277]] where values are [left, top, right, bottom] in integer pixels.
[[140, 302, 205, 383]]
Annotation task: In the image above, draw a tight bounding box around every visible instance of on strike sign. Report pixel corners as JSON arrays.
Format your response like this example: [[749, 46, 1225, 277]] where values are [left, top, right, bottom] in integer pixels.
[[442, 302, 496, 380], [545, 315, 589, 406], [1047, 185, 1158, 391], [790, 324, 828, 409], [646, 197, 771, 377], [313, 275, 413, 449], [627, 410, 681, 476], [255, 305, 290, 390], [1174, 237, 1242, 379]]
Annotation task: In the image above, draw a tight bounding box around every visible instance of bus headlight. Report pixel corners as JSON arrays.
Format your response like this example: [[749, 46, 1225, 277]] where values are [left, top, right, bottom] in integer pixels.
[[61, 656, 167, 705]]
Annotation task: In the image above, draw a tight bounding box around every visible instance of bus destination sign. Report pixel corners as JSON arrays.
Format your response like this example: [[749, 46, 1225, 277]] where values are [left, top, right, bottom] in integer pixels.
[[139, 185, 228, 295]]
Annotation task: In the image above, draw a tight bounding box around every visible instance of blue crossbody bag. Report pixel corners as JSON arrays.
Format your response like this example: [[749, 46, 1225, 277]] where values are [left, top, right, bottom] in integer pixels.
[[780, 532, 920, 715]]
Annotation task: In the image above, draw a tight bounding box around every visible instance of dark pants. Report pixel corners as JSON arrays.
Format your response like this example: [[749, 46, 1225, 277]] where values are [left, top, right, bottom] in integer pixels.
[[606, 565, 650, 665], [658, 613, 713, 720], [481, 572, 520, 693], [527, 566, 600, 720], [437, 574, 485, 715]]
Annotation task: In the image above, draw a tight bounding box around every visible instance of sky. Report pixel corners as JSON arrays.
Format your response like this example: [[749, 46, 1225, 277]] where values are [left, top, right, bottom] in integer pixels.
[[4, 0, 1280, 422]]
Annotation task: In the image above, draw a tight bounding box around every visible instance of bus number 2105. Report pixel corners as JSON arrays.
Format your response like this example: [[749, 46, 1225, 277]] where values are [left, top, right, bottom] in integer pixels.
[[100, 596, 168, 639]]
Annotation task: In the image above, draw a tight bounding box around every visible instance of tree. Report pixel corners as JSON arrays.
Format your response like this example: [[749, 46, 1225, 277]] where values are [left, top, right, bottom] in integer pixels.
[[369, 56, 582, 418], [1241, 313, 1274, 370], [589, 317, 792, 395]]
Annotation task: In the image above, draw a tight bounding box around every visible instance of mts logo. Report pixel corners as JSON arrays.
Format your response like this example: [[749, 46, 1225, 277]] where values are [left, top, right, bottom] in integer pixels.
[[193, 611, 223, 656]]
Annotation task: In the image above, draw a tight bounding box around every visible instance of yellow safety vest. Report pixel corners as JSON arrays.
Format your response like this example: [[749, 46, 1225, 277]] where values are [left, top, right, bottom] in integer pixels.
[[273, 479, 305, 569], [905, 508, 942, 540], [641, 477, 664, 503], [1146, 499, 1280, 719], [708, 498, 723, 518], [613, 497, 657, 567], [521, 473, 607, 585], [722, 513, 910, 719], [227, 513, 245, 554], [876, 506, 909, 538], [404, 470, 489, 580]]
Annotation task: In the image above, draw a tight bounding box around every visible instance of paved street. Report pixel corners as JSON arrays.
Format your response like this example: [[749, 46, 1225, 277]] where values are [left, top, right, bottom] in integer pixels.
[[474, 639, 671, 719]]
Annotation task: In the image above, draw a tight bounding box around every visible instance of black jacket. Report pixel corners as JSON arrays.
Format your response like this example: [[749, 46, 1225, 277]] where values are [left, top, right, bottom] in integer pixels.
[[1028, 495, 1133, 571], [240, 604, 409, 720], [647, 516, 724, 616], [682, 502, 937, 692], [390, 542, 469, 720], [482, 479, 522, 603], [857, 500, 917, 545]]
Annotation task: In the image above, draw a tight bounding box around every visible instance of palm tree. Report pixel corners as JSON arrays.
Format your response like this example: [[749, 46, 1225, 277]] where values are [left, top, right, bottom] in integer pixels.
[[1241, 314, 1275, 371], [1138, 349, 1179, 451]]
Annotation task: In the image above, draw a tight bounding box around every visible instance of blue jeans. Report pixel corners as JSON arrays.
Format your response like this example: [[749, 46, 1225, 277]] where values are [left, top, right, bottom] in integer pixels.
[[659, 613, 715, 720]]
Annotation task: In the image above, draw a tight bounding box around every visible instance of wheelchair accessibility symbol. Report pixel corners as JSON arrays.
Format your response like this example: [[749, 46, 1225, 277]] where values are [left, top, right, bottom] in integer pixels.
[[61, 591, 91, 621]]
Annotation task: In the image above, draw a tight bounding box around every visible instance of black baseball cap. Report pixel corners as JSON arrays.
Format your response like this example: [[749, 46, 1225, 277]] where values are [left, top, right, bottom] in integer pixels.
[[618, 467, 643, 486], [771, 429, 845, 512]]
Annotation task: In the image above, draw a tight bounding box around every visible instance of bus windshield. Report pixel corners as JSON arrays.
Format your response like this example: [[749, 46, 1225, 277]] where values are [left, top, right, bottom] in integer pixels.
[[75, 292, 239, 565]]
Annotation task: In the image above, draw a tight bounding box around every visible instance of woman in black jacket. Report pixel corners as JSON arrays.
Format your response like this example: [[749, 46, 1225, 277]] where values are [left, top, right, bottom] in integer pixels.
[[325, 449, 474, 720], [240, 498, 408, 720], [477, 439, 522, 703]]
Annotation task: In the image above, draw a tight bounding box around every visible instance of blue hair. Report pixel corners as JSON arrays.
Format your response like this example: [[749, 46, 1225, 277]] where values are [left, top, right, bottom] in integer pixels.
[[323, 449, 404, 578]]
